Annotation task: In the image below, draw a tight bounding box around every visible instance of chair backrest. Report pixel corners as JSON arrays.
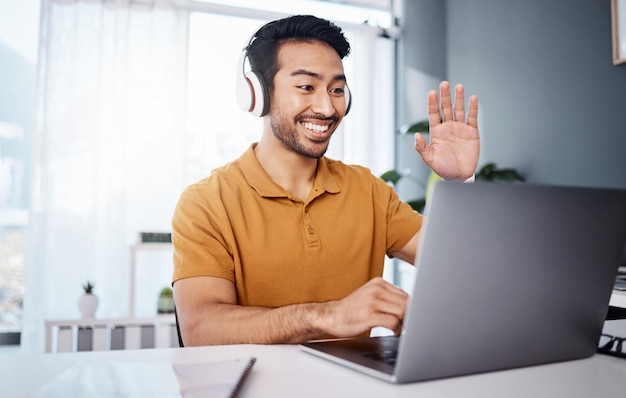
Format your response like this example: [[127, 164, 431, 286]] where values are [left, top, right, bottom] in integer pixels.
[[174, 306, 184, 347]]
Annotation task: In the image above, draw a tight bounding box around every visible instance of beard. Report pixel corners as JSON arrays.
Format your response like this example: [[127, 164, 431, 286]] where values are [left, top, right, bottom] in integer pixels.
[[269, 109, 337, 159]]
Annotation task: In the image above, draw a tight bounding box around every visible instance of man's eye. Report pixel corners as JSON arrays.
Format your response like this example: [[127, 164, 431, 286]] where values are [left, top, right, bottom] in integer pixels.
[[298, 85, 314, 91], [331, 87, 345, 95]]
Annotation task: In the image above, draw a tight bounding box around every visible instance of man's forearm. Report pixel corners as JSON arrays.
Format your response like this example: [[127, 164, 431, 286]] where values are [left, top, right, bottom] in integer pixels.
[[177, 276, 407, 346], [181, 301, 330, 346]]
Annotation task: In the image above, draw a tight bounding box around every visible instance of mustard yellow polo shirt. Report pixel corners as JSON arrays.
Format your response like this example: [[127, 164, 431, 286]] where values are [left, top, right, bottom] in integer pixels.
[[172, 144, 422, 307]]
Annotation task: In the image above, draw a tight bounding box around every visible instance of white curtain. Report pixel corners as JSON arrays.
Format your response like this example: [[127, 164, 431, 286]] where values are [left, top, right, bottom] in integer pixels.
[[342, 24, 397, 294], [341, 23, 395, 177], [22, 0, 189, 353]]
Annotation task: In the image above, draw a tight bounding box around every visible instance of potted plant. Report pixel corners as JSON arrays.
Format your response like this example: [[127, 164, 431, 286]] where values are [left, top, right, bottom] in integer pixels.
[[78, 280, 98, 318], [381, 120, 525, 212], [157, 286, 175, 314]]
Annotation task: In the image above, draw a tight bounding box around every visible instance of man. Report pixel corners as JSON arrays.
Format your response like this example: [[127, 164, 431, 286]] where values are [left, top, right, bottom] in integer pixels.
[[172, 15, 479, 346]]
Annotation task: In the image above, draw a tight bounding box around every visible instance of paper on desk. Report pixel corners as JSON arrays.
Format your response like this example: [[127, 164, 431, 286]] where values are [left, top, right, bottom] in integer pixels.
[[35, 357, 256, 398]]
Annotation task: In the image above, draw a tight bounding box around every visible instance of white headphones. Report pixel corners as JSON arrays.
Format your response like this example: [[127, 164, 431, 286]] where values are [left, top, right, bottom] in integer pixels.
[[235, 44, 270, 117], [235, 37, 352, 117]]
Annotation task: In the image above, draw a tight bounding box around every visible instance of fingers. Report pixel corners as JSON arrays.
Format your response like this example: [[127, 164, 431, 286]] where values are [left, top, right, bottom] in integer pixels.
[[439, 81, 453, 122], [429, 82, 476, 125], [454, 84, 465, 122], [368, 282, 407, 336], [324, 278, 408, 338], [362, 278, 408, 324], [427, 90, 441, 129], [466, 95, 479, 128], [414, 133, 428, 154], [369, 313, 404, 336]]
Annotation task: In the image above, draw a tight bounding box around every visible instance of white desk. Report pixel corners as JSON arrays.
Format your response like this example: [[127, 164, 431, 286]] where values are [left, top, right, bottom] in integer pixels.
[[3, 320, 626, 398]]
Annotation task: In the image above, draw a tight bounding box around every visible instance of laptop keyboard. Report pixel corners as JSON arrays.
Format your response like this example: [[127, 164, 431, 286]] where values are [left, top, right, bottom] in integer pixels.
[[364, 349, 398, 365]]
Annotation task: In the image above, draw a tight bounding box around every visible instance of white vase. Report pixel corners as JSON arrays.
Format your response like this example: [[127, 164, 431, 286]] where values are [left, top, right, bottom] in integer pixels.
[[78, 293, 99, 318]]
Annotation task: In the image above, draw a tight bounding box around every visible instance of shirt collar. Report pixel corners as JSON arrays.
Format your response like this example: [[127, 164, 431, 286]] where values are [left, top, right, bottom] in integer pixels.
[[239, 143, 340, 198]]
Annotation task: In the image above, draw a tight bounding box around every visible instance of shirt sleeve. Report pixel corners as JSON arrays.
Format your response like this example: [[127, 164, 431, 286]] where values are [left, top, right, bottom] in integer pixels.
[[378, 177, 423, 255], [171, 183, 236, 284]]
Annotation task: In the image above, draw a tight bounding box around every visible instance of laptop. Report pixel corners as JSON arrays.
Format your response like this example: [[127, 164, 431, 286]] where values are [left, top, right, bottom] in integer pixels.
[[615, 244, 626, 290], [300, 181, 626, 384]]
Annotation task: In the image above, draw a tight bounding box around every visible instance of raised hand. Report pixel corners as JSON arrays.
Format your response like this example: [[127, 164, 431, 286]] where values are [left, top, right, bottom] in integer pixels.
[[414, 81, 480, 180]]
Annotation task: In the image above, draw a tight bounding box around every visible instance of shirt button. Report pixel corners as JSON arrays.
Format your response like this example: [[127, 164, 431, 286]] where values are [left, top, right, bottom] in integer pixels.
[[308, 226, 315, 234]]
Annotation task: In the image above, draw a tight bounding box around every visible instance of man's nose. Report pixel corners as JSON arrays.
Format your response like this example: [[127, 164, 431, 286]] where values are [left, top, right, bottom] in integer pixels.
[[310, 91, 336, 116]]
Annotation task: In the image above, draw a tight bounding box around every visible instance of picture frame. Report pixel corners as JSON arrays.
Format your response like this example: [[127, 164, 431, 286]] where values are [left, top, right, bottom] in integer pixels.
[[612, 0, 626, 65]]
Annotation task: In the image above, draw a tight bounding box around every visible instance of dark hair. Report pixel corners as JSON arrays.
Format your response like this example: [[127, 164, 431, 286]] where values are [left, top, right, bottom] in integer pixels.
[[246, 15, 350, 92]]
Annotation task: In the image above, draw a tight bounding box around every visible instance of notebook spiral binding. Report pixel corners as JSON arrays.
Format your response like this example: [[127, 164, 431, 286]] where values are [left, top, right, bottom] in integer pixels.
[[231, 357, 257, 398]]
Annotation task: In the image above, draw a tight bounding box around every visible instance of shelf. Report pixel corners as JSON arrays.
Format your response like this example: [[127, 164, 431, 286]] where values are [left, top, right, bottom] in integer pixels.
[[129, 243, 173, 317]]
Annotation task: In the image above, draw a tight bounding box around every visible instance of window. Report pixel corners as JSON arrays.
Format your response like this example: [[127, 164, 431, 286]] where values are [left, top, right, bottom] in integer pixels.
[[1, 0, 42, 345], [184, 13, 264, 184]]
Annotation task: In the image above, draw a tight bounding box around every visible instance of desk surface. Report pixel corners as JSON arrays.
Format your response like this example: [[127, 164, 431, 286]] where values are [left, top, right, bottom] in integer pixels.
[[3, 320, 626, 398], [6, 293, 626, 396]]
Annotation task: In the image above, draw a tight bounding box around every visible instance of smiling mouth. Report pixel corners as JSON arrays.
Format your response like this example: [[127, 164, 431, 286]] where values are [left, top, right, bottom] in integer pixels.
[[302, 122, 330, 134]]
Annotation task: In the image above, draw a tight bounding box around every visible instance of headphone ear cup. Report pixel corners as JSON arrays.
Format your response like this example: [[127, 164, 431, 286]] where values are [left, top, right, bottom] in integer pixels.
[[245, 71, 270, 117], [344, 84, 352, 116], [236, 47, 270, 117], [236, 50, 254, 112]]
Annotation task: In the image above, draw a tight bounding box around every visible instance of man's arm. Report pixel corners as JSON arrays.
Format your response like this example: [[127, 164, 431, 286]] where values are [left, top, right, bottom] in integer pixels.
[[389, 230, 421, 266], [174, 275, 409, 346]]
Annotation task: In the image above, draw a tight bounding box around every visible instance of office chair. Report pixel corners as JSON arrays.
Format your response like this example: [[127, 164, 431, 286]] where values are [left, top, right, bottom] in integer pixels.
[[174, 306, 184, 347]]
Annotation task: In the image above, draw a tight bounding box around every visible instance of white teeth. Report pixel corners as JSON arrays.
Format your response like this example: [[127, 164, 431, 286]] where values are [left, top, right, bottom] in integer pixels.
[[302, 122, 329, 133]]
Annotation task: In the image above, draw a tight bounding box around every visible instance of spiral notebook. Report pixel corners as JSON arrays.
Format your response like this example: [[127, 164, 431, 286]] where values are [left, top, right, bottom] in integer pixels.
[[36, 357, 257, 397]]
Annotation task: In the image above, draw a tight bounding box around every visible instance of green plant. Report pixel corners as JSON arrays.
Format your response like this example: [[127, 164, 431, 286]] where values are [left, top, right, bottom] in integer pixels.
[[381, 120, 525, 213], [158, 286, 175, 314], [475, 162, 525, 183], [82, 281, 95, 294], [400, 120, 430, 134]]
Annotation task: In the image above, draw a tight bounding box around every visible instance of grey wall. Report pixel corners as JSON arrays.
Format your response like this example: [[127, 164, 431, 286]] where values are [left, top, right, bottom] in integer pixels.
[[400, 0, 626, 191], [396, 0, 447, 201]]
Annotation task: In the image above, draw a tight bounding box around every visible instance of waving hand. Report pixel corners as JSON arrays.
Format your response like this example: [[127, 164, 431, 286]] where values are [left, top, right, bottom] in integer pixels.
[[414, 81, 480, 180]]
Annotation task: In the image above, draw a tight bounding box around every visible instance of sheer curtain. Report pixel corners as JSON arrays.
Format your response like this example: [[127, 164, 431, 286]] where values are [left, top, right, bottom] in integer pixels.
[[21, 1, 395, 353], [341, 23, 395, 177], [340, 23, 397, 335], [22, 0, 189, 353]]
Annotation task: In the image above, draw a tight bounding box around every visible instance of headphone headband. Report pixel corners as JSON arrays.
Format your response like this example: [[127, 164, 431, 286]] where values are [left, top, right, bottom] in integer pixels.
[[235, 36, 351, 117]]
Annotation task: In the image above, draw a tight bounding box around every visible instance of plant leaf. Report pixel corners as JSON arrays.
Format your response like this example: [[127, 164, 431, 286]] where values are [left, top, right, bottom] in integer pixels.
[[400, 120, 430, 134], [407, 198, 426, 213], [380, 170, 402, 185], [476, 162, 525, 182]]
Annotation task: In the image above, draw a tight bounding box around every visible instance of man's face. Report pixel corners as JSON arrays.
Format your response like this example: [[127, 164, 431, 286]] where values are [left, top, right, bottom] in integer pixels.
[[268, 41, 348, 159]]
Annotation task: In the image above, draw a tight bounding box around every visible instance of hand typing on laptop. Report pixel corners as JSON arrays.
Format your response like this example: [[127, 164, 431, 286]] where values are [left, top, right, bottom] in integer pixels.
[[171, 15, 479, 346], [311, 278, 409, 339]]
